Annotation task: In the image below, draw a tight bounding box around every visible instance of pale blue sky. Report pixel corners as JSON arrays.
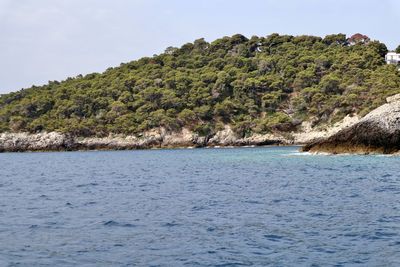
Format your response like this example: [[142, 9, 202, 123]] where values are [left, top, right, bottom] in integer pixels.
[[0, 0, 399, 93]]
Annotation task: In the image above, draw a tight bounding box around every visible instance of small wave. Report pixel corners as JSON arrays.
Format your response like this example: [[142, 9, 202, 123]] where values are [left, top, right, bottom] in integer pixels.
[[191, 205, 206, 211], [244, 200, 263, 204], [84, 201, 97, 206], [162, 222, 181, 227], [76, 182, 99, 188], [391, 241, 400, 246], [374, 154, 400, 157], [283, 151, 318, 157], [308, 212, 329, 218], [264, 234, 284, 241], [103, 220, 137, 228], [375, 231, 398, 238]]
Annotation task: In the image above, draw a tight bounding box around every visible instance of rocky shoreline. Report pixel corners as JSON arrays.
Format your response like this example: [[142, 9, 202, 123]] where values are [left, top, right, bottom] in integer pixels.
[[0, 127, 285, 152], [303, 94, 400, 154], [0, 116, 359, 152]]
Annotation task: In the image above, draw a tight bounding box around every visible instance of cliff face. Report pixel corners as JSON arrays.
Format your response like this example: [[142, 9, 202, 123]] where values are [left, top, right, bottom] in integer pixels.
[[303, 94, 400, 154]]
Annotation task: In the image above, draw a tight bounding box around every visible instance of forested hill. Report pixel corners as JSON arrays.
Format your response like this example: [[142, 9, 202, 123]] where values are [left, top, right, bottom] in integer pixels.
[[1, 33, 400, 137]]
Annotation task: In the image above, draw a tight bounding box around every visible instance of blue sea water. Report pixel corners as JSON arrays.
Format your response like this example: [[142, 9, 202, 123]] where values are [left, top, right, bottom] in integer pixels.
[[0, 146, 399, 266]]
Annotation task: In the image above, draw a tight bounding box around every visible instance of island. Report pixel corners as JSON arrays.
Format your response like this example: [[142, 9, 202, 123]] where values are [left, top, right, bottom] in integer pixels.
[[1, 33, 400, 152]]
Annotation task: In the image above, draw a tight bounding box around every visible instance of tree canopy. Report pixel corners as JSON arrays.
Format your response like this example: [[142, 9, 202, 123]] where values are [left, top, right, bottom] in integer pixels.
[[1, 33, 399, 137]]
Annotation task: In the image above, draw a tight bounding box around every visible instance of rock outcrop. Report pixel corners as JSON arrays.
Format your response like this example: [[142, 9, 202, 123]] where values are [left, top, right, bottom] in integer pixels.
[[303, 94, 400, 154], [292, 115, 359, 144], [0, 132, 75, 152]]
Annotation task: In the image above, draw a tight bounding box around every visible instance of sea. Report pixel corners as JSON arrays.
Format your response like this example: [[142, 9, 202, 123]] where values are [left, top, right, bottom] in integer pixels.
[[0, 146, 399, 266]]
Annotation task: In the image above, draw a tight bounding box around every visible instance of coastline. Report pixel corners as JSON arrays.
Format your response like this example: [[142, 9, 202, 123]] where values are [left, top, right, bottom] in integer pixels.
[[0, 116, 360, 153], [0, 130, 290, 153], [0, 129, 324, 153], [0, 144, 304, 154]]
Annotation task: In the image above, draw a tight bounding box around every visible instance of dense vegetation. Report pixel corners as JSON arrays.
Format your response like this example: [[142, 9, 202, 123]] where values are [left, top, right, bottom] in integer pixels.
[[1, 33, 400, 137]]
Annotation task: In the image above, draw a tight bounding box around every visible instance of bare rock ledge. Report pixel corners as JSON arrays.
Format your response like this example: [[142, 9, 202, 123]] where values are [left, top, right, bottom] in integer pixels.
[[302, 94, 400, 154]]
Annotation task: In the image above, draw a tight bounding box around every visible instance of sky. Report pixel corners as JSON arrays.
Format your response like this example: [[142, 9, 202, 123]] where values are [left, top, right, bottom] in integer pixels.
[[0, 0, 399, 94]]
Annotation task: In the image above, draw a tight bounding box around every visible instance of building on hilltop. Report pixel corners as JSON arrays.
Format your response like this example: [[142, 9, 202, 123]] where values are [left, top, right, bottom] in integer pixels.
[[348, 33, 370, 45], [385, 52, 400, 65]]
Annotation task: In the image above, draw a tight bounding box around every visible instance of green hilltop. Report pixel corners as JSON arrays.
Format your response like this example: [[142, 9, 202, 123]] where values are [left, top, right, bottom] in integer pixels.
[[1, 33, 400, 137]]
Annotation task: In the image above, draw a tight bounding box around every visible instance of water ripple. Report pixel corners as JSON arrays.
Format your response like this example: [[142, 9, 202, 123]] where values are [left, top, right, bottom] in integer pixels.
[[0, 147, 400, 266]]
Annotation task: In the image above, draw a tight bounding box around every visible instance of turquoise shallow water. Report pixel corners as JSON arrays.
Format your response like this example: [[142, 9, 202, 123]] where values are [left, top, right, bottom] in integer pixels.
[[0, 146, 399, 266]]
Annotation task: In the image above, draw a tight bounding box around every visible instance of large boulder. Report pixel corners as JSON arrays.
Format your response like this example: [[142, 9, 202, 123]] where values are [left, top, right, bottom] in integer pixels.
[[302, 94, 400, 154]]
